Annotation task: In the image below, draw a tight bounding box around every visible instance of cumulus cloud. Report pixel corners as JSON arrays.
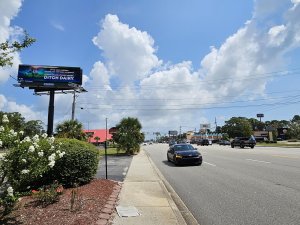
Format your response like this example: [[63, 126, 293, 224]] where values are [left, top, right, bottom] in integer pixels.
[[0, 0, 23, 83], [82, 1, 300, 132], [92, 14, 162, 84], [0, 94, 46, 121]]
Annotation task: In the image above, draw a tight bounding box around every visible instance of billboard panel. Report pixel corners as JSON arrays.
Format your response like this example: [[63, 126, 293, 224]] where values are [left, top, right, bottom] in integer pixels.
[[169, 130, 178, 136], [200, 124, 210, 129], [17, 64, 82, 89]]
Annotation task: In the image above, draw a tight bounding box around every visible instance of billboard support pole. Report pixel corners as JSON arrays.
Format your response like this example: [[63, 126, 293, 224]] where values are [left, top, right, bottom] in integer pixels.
[[47, 90, 55, 136], [71, 90, 76, 120]]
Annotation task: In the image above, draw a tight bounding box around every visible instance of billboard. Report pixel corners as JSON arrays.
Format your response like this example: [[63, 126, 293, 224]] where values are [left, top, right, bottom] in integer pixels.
[[169, 130, 178, 136], [17, 64, 82, 89], [200, 124, 210, 129]]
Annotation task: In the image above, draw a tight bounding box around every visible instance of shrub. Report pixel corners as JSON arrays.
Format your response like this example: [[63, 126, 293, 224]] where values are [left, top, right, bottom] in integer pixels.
[[32, 181, 63, 207], [49, 138, 100, 187], [1, 134, 64, 192]]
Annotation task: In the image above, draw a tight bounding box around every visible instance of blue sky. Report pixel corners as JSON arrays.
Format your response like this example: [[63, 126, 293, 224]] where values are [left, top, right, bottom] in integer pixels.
[[1, 0, 300, 138]]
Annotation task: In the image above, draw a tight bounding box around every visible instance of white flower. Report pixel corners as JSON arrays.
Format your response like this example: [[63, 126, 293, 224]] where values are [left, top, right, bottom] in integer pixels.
[[2, 115, 9, 123], [28, 145, 35, 152], [10, 129, 15, 134], [23, 136, 31, 142], [0, 126, 4, 132], [0, 154, 4, 160], [42, 133, 48, 139], [21, 169, 29, 174], [48, 153, 56, 161], [32, 134, 39, 142], [0, 140, 2, 148], [48, 160, 55, 168], [22, 159, 27, 163], [19, 131, 24, 135], [38, 151, 44, 157], [33, 142, 39, 148], [51, 146, 55, 150], [48, 136, 55, 144], [59, 151, 65, 158], [7, 187, 14, 197]]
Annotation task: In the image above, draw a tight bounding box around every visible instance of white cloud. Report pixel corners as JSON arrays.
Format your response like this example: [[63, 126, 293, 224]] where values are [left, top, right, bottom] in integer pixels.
[[0, 94, 46, 121], [268, 25, 287, 46], [0, 0, 23, 84], [51, 22, 65, 31], [0, 0, 22, 43], [291, 0, 300, 5], [92, 14, 162, 84]]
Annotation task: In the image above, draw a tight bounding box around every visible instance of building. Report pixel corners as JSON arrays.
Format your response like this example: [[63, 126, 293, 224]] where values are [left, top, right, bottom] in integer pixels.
[[83, 129, 112, 145]]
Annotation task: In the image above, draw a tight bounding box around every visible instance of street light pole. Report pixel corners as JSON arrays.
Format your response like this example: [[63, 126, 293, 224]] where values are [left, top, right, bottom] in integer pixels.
[[105, 118, 108, 179]]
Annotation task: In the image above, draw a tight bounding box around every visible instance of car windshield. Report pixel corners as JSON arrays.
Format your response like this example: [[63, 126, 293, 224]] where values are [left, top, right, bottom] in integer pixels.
[[173, 144, 195, 151]]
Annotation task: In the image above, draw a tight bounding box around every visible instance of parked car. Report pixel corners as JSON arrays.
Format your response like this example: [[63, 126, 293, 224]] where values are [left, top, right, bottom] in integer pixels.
[[197, 139, 210, 146], [219, 140, 230, 145], [169, 140, 177, 146], [231, 136, 256, 148], [167, 144, 202, 166]]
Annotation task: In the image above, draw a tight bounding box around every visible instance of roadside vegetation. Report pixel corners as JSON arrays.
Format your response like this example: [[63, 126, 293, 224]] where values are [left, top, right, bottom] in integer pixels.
[[0, 112, 144, 219]]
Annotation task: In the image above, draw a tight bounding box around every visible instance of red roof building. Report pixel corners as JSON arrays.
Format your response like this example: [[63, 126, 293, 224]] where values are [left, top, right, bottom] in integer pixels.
[[83, 129, 112, 144]]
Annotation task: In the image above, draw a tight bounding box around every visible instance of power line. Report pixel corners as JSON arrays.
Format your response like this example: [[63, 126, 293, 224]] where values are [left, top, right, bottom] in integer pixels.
[[83, 68, 300, 91], [78, 99, 300, 111]]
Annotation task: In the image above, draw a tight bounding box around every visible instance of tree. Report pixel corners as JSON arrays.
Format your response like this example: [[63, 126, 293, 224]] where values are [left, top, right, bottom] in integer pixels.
[[0, 32, 36, 67], [94, 136, 100, 145], [23, 120, 44, 137], [248, 118, 265, 131], [287, 115, 300, 139], [113, 117, 144, 155], [55, 119, 86, 140], [222, 117, 253, 138], [0, 112, 25, 132]]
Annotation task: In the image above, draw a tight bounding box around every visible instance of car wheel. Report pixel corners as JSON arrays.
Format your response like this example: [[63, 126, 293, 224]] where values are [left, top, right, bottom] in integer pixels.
[[167, 155, 171, 162], [251, 146, 254, 149], [231, 144, 234, 148], [240, 143, 245, 148]]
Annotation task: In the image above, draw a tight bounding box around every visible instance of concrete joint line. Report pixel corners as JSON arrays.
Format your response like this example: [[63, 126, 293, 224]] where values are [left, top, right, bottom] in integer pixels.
[[145, 151, 199, 225]]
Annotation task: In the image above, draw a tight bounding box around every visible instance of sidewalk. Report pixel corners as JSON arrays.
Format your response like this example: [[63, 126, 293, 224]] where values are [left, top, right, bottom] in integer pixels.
[[112, 149, 198, 225]]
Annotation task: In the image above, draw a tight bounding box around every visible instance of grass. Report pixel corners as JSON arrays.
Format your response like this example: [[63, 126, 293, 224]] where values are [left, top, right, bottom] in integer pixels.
[[98, 147, 127, 156], [257, 142, 300, 148]]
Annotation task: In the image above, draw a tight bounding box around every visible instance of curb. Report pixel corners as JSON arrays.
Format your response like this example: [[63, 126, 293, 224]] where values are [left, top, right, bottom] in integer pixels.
[[96, 182, 122, 225], [145, 151, 200, 225]]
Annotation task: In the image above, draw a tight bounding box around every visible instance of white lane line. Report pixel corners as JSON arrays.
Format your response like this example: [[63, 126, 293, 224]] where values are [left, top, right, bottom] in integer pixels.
[[246, 159, 271, 164], [204, 162, 216, 167]]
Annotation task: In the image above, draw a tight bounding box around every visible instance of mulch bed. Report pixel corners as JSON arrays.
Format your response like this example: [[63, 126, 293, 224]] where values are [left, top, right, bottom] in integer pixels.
[[0, 179, 119, 225]]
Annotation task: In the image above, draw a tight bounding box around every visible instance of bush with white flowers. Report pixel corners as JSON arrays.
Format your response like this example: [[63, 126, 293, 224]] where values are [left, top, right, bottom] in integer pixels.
[[1, 133, 65, 192], [0, 114, 65, 213]]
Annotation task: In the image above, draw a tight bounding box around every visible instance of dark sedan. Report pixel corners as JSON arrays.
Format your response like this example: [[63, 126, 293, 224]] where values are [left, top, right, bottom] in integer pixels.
[[219, 140, 230, 145], [167, 144, 202, 166]]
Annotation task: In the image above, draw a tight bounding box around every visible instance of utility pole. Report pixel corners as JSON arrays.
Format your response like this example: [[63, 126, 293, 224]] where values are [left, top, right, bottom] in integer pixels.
[[71, 91, 76, 120], [71, 91, 79, 120]]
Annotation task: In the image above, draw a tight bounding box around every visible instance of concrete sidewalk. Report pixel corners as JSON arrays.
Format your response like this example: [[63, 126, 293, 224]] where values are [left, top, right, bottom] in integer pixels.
[[112, 149, 198, 225]]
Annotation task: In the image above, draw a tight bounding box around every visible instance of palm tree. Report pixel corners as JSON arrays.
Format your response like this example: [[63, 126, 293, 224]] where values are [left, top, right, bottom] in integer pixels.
[[94, 136, 100, 146], [55, 119, 86, 140], [113, 117, 145, 155]]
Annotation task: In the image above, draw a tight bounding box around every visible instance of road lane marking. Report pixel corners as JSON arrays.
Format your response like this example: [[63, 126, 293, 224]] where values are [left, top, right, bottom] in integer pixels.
[[204, 162, 216, 167], [246, 159, 271, 164]]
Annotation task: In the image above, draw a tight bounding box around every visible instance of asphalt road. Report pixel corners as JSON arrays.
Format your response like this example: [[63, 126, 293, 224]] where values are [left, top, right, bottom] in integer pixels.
[[144, 144, 300, 225], [95, 155, 133, 181]]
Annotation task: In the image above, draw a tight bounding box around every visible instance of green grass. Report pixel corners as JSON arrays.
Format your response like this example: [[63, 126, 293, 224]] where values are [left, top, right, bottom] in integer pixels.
[[98, 147, 127, 156], [257, 142, 300, 148]]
